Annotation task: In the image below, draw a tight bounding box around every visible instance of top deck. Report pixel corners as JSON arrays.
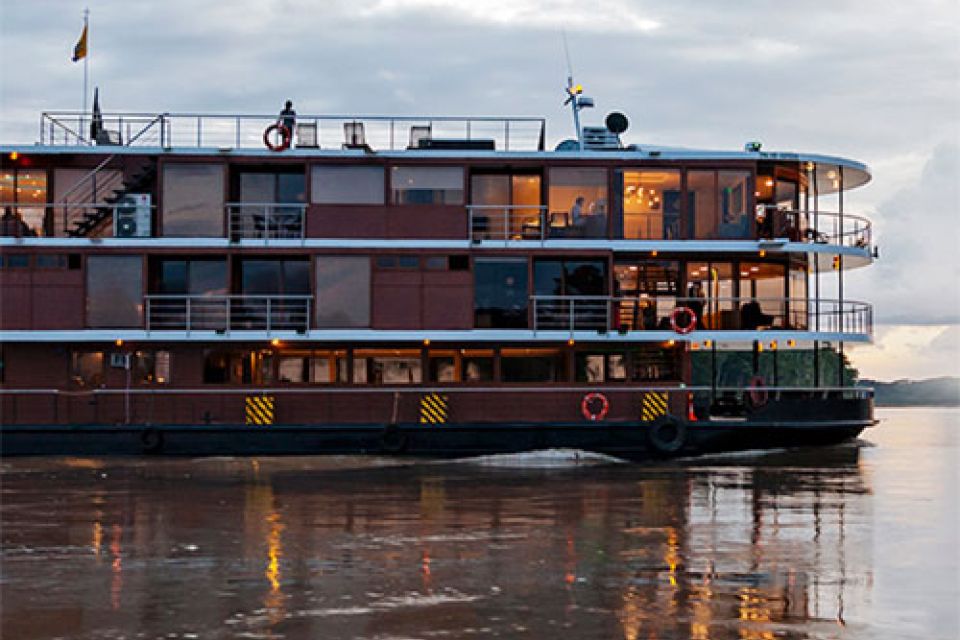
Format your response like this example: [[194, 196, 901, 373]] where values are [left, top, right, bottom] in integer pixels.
[[30, 110, 871, 193]]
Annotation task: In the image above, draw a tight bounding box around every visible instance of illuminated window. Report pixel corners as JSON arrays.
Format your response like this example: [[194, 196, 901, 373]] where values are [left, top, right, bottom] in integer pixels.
[[391, 166, 464, 205], [1, 169, 47, 236], [353, 349, 422, 384]]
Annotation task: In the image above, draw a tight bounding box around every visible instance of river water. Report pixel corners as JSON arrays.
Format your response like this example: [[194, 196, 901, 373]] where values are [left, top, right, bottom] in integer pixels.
[[1, 407, 957, 640]]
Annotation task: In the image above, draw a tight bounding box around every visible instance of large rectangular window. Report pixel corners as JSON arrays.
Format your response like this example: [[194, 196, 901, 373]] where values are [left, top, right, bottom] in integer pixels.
[[739, 262, 786, 329], [203, 349, 273, 384], [162, 163, 225, 236], [70, 351, 104, 387], [1, 169, 47, 236], [614, 260, 681, 330], [548, 167, 607, 238], [686, 262, 736, 329], [500, 348, 565, 383], [277, 350, 348, 383], [470, 172, 542, 239], [312, 166, 384, 204], [622, 170, 681, 239], [240, 259, 311, 294], [315, 256, 370, 327], [391, 166, 464, 205], [687, 170, 751, 240], [474, 258, 528, 328], [87, 255, 143, 327], [353, 349, 423, 384]]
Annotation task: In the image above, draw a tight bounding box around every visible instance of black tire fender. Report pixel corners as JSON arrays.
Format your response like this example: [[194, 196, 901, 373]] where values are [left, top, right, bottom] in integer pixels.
[[379, 426, 408, 454], [140, 427, 164, 454], [647, 415, 687, 455]]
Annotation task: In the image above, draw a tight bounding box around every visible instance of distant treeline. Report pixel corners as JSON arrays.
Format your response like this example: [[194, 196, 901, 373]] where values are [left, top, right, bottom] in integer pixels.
[[859, 377, 960, 407]]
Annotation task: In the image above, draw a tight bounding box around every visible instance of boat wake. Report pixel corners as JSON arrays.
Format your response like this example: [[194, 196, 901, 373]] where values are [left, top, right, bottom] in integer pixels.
[[450, 448, 627, 468]]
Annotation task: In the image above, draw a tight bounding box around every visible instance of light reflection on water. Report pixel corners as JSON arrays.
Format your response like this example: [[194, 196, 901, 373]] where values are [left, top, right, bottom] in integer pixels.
[[0, 408, 957, 640]]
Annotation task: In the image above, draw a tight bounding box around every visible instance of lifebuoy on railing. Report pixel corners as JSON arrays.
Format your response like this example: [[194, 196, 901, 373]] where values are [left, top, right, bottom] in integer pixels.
[[747, 375, 769, 408], [581, 392, 610, 422], [263, 123, 291, 152], [670, 306, 697, 335]]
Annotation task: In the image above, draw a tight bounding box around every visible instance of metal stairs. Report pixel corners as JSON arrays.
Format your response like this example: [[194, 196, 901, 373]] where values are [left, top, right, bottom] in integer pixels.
[[66, 157, 156, 237]]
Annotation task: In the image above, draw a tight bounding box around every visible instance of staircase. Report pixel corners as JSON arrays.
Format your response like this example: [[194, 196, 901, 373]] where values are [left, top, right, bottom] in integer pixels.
[[63, 156, 157, 237]]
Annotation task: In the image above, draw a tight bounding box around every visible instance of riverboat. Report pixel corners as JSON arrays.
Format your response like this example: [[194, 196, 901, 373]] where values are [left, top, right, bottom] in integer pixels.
[[0, 90, 877, 458]]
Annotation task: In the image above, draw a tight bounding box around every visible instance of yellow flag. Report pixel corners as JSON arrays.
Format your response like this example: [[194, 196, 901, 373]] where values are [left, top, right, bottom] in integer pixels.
[[72, 24, 87, 62]]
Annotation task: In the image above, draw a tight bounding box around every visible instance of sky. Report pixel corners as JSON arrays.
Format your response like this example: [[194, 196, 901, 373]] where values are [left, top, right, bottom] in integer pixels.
[[0, 0, 958, 381]]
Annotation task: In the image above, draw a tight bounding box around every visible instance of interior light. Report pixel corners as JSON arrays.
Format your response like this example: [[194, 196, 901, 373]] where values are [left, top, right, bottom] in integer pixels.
[[787, 339, 797, 347], [650, 250, 658, 257], [704, 340, 712, 348], [271, 338, 281, 347], [764, 178, 774, 187], [759, 250, 766, 257], [115, 339, 123, 347], [423, 338, 431, 346], [9, 152, 18, 161], [567, 338, 575, 346], [769, 341, 778, 350], [666, 340, 676, 347]]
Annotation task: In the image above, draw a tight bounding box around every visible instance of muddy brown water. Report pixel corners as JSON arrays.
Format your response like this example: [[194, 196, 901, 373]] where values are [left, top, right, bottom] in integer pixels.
[[1, 407, 957, 639]]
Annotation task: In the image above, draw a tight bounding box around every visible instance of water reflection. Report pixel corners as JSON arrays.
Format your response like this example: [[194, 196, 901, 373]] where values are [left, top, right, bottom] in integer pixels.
[[1, 413, 954, 639]]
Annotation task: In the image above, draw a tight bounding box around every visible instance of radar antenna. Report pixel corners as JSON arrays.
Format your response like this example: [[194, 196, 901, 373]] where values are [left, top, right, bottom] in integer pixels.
[[561, 32, 593, 151]]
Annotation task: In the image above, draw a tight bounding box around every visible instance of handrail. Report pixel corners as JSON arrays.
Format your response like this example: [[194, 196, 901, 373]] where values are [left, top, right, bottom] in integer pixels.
[[226, 202, 307, 240], [39, 111, 547, 151], [530, 295, 872, 337], [758, 206, 873, 251], [468, 204, 550, 242], [145, 294, 313, 333]]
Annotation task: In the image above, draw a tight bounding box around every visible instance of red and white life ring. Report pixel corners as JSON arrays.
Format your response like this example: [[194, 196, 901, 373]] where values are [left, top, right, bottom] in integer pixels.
[[581, 392, 610, 422], [263, 123, 291, 152], [747, 375, 769, 408], [670, 306, 697, 335]]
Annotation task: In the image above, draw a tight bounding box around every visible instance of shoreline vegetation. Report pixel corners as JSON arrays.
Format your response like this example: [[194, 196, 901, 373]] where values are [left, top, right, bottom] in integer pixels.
[[859, 376, 960, 407]]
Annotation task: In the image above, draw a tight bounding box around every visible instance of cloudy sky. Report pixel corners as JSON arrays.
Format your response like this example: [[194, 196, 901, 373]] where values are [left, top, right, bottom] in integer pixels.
[[1, 0, 958, 381]]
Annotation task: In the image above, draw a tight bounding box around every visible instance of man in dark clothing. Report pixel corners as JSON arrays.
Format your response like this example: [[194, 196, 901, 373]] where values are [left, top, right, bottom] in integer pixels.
[[279, 100, 296, 134]]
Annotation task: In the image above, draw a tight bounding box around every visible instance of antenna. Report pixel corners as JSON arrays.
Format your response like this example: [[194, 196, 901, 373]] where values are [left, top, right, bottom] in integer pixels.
[[561, 32, 592, 151]]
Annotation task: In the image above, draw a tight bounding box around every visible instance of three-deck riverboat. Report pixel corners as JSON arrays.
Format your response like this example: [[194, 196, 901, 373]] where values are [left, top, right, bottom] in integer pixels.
[[0, 97, 877, 458]]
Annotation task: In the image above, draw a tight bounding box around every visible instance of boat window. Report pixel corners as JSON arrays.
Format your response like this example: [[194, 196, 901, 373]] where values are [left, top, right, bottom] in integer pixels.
[[202, 349, 271, 384], [614, 260, 681, 330], [630, 346, 678, 381], [739, 262, 786, 329], [133, 350, 170, 384], [86, 255, 143, 328], [424, 256, 448, 270], [470, 173, 542, 239], [70, 351, 104, 387], [161, 163, 225, 237], [687, 170, 752, 240], [575, 353, 627, 383], [789, 263, 808, 329], [622, 170, 681, 240], [240, 259, 310, 295], [237, 170, 305, 205], [155, 258, 227, 296], [312, 166, 384, 204], [534, 259, 607, 296], [500, 348, 565, 383], [35, 254, 68, 269], [391, 166, 464, 205], [316, 256, 370, 328], [277, 350, 348, 383], [352, 349, 422, 384], [375, 255, 420, 269], [474, 258, 528, 329], [2, 254, 30, 268], [1, 169, 47, 237], [425, 349, 494, 383], [547, 167, 607, 239], [685, 261, 736, 330]]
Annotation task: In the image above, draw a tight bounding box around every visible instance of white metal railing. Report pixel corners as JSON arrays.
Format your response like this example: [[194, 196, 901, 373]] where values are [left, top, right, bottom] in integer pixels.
[[226, 203, 306, 240], [39, 111, 547, 152], [531, 295, 872, 338], [0, 201, 156, 238], [758, 207, 873, 251], [145, 295, 312, 332], [468, 205, 610, 242]]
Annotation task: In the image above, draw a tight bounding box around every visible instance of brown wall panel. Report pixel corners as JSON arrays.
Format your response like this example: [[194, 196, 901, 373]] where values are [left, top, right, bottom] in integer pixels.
[[385, 206, 466, 239], [306, 205, 387, 238], [31, 286, 83, 329]]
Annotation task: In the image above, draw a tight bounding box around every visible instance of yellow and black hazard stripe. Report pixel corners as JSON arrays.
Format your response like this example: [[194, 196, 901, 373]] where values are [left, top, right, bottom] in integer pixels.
[[245, 395, 275, 426], [641, 392, 669, 422], [419, 393, 448, 425]]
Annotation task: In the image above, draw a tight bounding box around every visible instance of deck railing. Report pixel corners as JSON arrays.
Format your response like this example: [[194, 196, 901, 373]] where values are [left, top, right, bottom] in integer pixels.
[[758, 207, 873, 251], [531, 295, 872, 338], [226, 203, 307, 240], [468, 205, 609, 242], [39, 111, 547, 152], [145, 295, 312, 332]]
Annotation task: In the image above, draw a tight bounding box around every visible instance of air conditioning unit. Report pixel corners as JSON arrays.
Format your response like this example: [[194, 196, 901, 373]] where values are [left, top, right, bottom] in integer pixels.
[[113, 193, 151, 238], [109, 353, 131, 369]]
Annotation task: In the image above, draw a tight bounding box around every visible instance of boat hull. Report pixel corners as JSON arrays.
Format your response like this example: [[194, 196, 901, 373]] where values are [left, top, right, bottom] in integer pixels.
[[0, 417, 874, 460]]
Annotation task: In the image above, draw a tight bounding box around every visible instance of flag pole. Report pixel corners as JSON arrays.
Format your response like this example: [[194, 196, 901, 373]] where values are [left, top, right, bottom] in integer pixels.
[[82, 7, 89, 132]]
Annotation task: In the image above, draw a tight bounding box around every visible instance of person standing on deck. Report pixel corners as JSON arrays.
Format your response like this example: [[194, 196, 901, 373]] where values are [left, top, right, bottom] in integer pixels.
[[279, 100, 296, 136]]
